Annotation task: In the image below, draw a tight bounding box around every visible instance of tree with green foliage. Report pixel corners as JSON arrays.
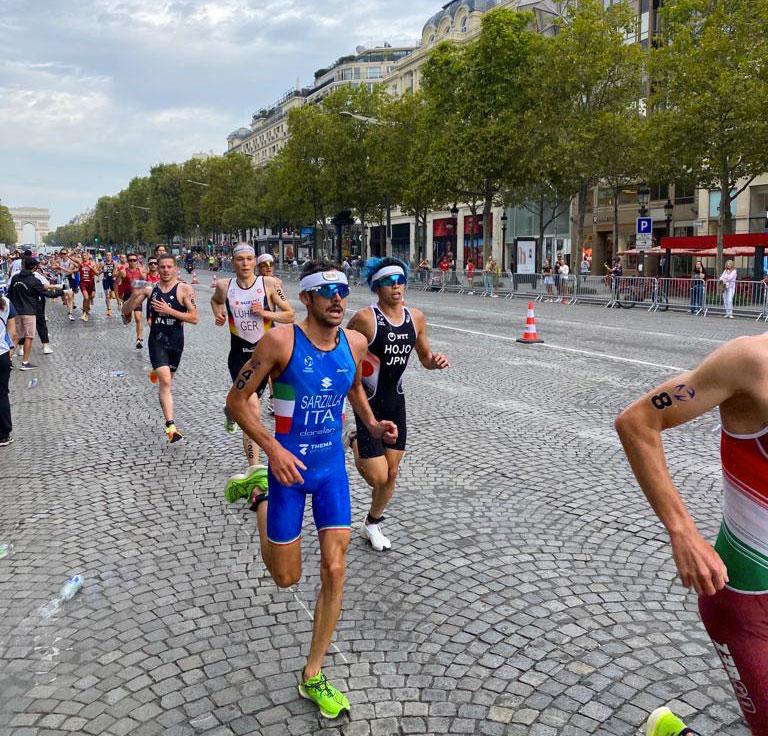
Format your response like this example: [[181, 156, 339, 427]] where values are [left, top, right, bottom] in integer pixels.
[[422, 7, 544, 264], [149, 163, 184, 245], [0, 205, 17, 246], [181, 158, 211, 241], [276, 104, 336, 255], [534, 0, 644, 268], [650, 0, 768, 272]]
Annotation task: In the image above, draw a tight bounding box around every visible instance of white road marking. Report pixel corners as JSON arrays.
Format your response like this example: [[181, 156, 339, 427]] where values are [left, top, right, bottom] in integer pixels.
[[426, 322, 688, 372]]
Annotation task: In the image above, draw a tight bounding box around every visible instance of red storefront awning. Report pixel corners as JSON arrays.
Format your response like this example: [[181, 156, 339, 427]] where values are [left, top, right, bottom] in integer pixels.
[[660, 233, 768, 250]]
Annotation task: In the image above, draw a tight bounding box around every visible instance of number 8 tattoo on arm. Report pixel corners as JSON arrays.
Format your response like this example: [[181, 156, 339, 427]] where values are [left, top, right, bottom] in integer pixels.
[[651, 392, 673, 410]]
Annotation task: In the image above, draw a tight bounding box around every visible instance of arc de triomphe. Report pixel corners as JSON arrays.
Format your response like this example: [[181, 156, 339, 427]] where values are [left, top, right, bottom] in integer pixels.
[[9, 207, 50, 247]]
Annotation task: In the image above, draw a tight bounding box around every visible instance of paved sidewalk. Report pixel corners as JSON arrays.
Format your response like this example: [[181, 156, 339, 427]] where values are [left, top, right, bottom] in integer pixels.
[[0, 280, 759, 736]]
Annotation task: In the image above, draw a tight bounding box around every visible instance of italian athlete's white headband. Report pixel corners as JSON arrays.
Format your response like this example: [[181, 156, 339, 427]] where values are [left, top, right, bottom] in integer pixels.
[[299, 270, 348, 292], [233, 243, 255, 256], [371, 264, 405, 284]]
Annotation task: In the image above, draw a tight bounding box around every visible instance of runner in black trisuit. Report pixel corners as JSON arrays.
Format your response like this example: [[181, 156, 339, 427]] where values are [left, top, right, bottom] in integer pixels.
[[122, 254, 198, 442], [346, 257, 450, 551]]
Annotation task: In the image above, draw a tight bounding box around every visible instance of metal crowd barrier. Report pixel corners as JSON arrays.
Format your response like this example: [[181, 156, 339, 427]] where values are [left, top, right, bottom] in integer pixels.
[[190, 263, 768, 321]]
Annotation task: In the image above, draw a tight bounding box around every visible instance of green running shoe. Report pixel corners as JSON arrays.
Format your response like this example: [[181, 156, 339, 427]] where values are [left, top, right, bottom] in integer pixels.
[[298, 671, 349, 719], [224, 464, 268, 504], [646, 706, 691, 736], [223, 406, 237, 434]]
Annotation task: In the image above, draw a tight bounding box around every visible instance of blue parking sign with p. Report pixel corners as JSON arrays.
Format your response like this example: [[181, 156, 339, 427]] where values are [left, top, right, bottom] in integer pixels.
[[637, 217, 652, 234]]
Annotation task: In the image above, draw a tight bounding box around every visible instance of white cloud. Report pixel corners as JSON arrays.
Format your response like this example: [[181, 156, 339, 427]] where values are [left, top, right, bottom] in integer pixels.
[[0, 0, 439, 226]]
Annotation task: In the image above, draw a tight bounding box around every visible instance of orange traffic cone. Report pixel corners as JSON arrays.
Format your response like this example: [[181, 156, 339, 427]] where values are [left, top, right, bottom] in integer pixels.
[[211, 274, 217, 289], [191, 270, 199, 285], [516, 302, 544, 344]]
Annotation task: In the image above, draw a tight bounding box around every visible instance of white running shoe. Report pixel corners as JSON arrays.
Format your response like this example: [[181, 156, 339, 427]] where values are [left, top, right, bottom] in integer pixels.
[[360, 520, 391, 551], [342, 424, 357, 452], [16, 345, 23, 356], [43, 345, 53, 355], [68, 313, 75, 321]]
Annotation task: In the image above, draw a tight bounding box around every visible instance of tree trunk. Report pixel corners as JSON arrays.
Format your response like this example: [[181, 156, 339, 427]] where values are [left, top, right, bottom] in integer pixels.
[[575, 178, 589, 269], [612, 185, 619, 260], [482, 184, 493, 265], [537, 195, 545, 273], [717, 160, 729, 276]]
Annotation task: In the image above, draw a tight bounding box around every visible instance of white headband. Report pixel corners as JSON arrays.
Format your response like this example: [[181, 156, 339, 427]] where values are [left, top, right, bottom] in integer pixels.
[[371, 265, 405, 284], [299, 270, 348, 292], [233, 244, 255, 256], [256, 253, 274, 264]]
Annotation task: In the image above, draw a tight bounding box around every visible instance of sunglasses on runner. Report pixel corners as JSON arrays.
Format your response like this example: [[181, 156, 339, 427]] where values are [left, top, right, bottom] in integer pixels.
[[148, 261, 158, 266], [128, 258, 137, 262], [375, 274, 407, 288], [308, 283, 350, 299]]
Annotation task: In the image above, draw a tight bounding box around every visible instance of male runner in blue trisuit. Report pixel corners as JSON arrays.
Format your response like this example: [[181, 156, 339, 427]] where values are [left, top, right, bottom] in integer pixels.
[[226, 259, 397, 719]]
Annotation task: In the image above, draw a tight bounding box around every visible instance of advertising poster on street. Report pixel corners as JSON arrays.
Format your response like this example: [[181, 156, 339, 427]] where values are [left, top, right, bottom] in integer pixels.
[[516, 239, 536, 274]]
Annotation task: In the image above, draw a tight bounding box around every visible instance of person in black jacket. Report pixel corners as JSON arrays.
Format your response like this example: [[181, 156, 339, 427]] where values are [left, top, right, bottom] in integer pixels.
[[9, 258, 60, 370]]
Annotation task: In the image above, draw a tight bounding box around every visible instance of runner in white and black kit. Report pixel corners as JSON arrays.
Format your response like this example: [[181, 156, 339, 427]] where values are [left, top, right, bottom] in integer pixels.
[[346, 257, 450, 551], [211, 243, 294, 508]]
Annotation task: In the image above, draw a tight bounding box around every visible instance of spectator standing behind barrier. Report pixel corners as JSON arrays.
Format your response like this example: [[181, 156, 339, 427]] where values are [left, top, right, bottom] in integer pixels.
[[719, 260, 737, 318], [418, 258, 430, 283], [438, 254, 451, 287], [579, 255, 590, 287], [483, 257, 498, 297], [689, 260, 706, 314], [0, 291, 18, 446], [542, 259, 555, 301], [559, 259, 571, 303], [466, 259, 476, 294]]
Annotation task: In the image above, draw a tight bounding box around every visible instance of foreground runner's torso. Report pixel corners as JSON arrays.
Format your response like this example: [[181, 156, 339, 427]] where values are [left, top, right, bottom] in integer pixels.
[[226, 275, 271, 352], [272, 325, 355, 466], [362, 305, 417, 401], [148, 282, 186, 334], [716, 427, 768, 593]]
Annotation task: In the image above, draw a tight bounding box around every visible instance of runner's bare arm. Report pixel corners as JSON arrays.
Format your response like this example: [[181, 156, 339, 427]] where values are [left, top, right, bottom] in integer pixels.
[[121, 286, 151, 319], [615, 338, 760, 595], [411, 309, 450, 370], [210, 278, 228, 326], [265, 276, 295, 324], [226, 330, 307, 485], [344, 330, 398, 444], [346, 308, 375, 342]]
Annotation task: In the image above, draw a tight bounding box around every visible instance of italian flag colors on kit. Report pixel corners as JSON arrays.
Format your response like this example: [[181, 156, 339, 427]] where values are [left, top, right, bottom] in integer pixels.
[[273, 382, 296, 434]]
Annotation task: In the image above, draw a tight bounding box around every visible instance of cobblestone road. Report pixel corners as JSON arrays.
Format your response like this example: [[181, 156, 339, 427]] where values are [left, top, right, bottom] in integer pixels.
[[1, 274, 762, 736]]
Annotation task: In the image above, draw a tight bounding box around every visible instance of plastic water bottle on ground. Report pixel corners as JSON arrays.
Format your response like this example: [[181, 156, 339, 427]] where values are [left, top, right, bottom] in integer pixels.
[[0, 543, 12, 559], [59, 575, 83, 600], [28, 378, 38, 388], [109, 370, 127, 378]]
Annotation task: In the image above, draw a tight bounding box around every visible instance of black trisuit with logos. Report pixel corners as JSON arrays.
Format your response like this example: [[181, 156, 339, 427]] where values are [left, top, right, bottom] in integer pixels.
[[353, 304, 417, 458]]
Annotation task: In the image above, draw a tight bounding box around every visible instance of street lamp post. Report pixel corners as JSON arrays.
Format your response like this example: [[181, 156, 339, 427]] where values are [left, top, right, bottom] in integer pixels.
[[664, 198, 674, 277], [637, 183, 651, 276], [501, 212, 508, 273]]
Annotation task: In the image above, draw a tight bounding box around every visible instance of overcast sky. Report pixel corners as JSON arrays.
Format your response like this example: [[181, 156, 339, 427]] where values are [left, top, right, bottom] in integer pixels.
[[0, 0, 438, 228]]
